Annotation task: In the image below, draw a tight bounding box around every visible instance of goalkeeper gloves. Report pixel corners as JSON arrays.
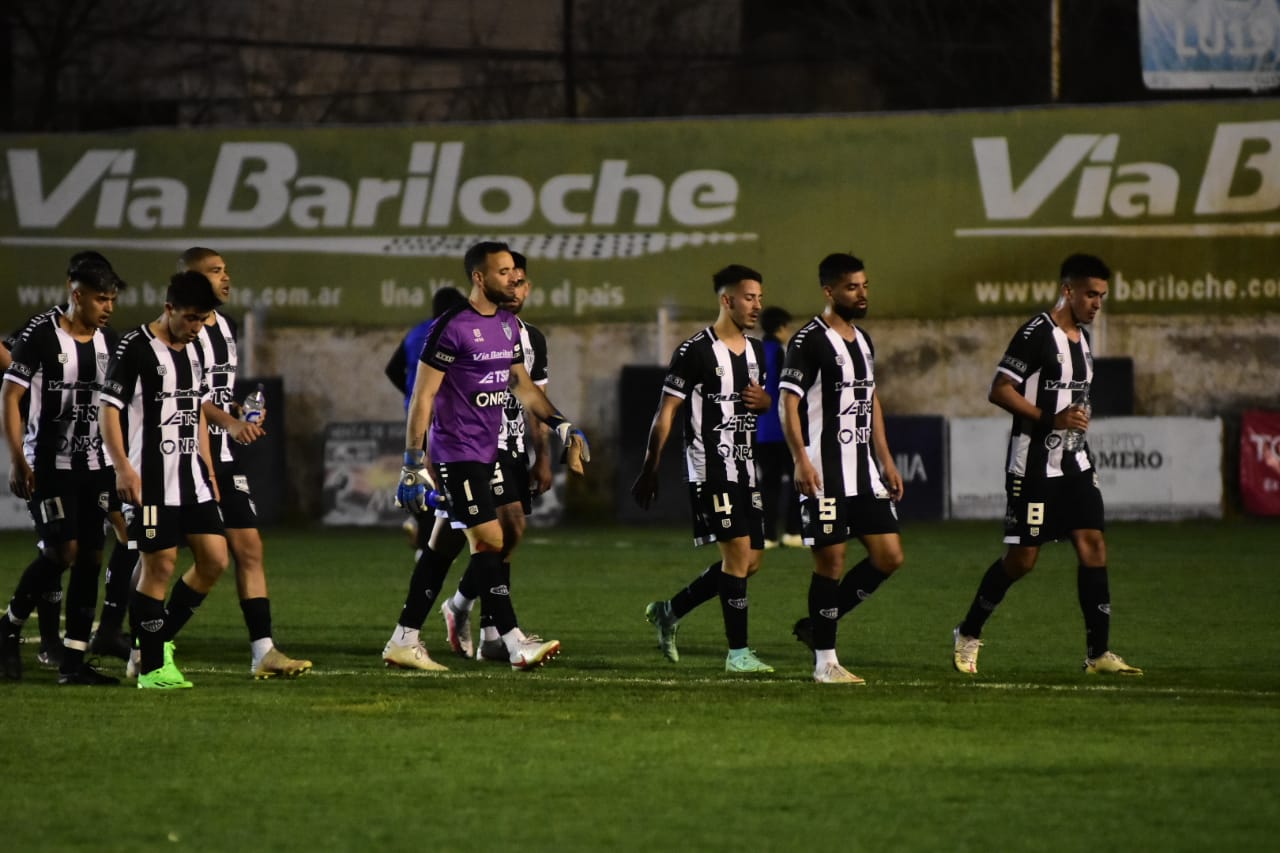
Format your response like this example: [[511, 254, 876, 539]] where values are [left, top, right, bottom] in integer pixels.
[[395, 451, 437, 513], [552, 420, 591, 465]]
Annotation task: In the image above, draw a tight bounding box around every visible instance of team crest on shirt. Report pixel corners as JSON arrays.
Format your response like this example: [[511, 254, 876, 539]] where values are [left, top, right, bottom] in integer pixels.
[[1057, 354, 1065, 363], [835, 355, 845, 366], [501, 321, 512, 341], [57, 353, 69, 363]]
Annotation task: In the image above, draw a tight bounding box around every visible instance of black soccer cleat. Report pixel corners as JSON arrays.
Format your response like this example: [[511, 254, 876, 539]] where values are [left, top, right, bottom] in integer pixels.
[[57, 663, 121, 686], [90, 630, 133, 661], [1, 631, 24, 680], [792, 617, 815, 654]]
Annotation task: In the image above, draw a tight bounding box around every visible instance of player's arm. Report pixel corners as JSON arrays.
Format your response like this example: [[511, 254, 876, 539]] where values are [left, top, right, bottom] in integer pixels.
[[870, 389, 903, 501], [384, 338, 408, 395], [0, 343, 10, 372], [3, 380, 34, 499], [100, 405, 140, 506], [527, 395, 553, 495], [989, 373, 1086, 432], [630, 392, 682, 509], [781, 389, 820, 498], [509, 361, 589, 474], [197, 406, 220, 504], [202, 399, 264, 445], [396, 360, 444, 511]]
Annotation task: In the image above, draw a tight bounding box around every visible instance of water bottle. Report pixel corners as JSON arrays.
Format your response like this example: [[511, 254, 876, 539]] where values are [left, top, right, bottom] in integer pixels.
[[242, 383, 266, 424], [1062, 391, 1091, 452]]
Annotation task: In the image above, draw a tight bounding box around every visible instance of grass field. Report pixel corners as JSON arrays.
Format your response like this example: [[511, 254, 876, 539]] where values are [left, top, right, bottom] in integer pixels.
[[2, 519, 1278, 852]]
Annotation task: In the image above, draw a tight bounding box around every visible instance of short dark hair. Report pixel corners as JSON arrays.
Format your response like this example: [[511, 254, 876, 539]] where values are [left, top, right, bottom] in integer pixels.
[[818, 253, 864, 286], [711, 264, 763, 293], [463, 241, 512, 278], [760, 306, 792, 337], [70, 260, 123, 294], [178, 246, 220, 273], [432, 286, 467, 317], [511, 251, 528, 272], [167, 271, 220, 311], [1060, 253, 1111, 283], [66, 250, 111, 278]]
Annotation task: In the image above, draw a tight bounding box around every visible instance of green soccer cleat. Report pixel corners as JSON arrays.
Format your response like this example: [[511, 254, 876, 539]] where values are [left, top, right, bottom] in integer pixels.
[[137, 662, 193, 690], [644, 600, 679, 662], [1083, 651, 1143, 676], [725, 648, 774, 674]]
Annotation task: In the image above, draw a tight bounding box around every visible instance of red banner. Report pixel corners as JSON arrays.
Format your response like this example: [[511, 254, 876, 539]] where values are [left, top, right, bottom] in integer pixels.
[[1240, 411, 1280, 516]]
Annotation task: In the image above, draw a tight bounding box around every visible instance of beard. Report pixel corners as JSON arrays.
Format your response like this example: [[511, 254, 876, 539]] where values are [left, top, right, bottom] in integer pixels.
[[833, 302, 867, 321]]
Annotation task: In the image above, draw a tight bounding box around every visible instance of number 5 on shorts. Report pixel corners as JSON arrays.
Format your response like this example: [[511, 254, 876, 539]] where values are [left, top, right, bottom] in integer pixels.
[[1027, 501, 1045, 526]]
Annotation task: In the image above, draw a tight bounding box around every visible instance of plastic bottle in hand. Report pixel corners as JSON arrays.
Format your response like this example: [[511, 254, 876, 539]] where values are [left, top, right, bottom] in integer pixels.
[[1063, 391, 1091, 452], [242, 383, 266, 424]]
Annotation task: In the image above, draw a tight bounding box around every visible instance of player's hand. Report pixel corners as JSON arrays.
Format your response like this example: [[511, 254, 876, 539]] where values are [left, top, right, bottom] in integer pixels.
[[881, 460, 904, 502], [228, 420, 265, 445], [115, 464, 142, 507], [794, 457, 821, 498], [530, 454, 553, 495], [395, 451, 437, 513], [8, 458, 35, 501], [740, 381, 771, 413], [631, 469, 659, 509]]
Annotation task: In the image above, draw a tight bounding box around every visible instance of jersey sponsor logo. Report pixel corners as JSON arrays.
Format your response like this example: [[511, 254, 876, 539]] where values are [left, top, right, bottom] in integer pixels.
[[96, 352, 109, 370], [156, 364, 167, 375], [1045, 433, 1063, 449], [153, 389, 203, 401], [838, 426, 872, 445], [57, 434, 103, 453], [71, 402, 98, 422], [1000, 354, 1028, 373], [472, 328, 484, 341], [781, 367, 804, 382], [102, 380, 123, 396], [208, 361, 235, 373], [471, 349, 514, 361], [835, 379, 874, 389], [715, 413, 757, 432], [57, 352, 69, 363], [666, 375, 687, 389], [472, 390, 508, 408], [46, 378, 97, 391], [840, 399, 874, 417], [704, 392, 740, 403], [8, 362, 33, 378], [162, 409, 201, 427], [716, 444, 754, 460], [479, 369, 510, 385], [211, 387, 236, 407], [435, 351, 456, 364], [1043, 379, 1089, 391], [714, 366, 725, 376], [160, 437, 200, 455]]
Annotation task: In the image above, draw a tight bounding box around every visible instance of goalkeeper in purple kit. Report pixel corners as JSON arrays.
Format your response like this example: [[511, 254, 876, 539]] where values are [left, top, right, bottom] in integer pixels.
[[385, 240, 588, 671]]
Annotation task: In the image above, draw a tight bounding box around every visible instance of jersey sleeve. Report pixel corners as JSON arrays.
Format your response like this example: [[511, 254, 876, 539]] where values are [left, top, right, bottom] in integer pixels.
[[662, 336, 700, 400], [510, 335, 524, 367], [526, 325, 549, 386], [996, 316, 1047, 385], [420, 310, 460, 372], [779, 326, 820, 397], [101, 334, 143, 409], [2, 325, 46, 390]]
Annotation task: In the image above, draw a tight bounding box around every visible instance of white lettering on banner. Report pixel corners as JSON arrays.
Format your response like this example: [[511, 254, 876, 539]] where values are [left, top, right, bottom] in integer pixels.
[[948, 417, 1224, 520], [8, 142, 740, 232], [964, 121, 1280, 236]]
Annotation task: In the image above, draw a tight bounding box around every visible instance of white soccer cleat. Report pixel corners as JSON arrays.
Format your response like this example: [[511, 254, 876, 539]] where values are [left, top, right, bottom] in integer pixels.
[[440, 600, 474, 659], [509, 635, 560, 671], [813, 661, 865, 685], [382, 640, 448, 672], [952, 625, 983, 675], [1084, 651, 1143, 676]]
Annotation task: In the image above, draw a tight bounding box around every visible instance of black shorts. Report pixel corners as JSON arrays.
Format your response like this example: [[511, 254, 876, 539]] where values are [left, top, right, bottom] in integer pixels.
[[214, 458, 258, 529], [492, 450, 532, 514], [1002, 470, 1105, 546], [689, 481, 765, 549], [27, 468, 111, 551], [799, 493, 900, 548], [435, 460, 500, 530], [129, 501, 226, 553]]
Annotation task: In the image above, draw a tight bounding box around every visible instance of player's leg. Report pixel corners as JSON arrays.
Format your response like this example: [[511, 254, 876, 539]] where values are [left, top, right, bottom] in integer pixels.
[[57, 485, 117, 685], [1066, 476, 1140, 675], [718, 534, 772, 674], [131, 532, 185, 687], [391, 515, 465, 662], [795, 496, 864, 684], [835, 495, 905, 618], [160, 502, 228, 644], [1, 479, 77, 679], [91, 507, 136, 659]]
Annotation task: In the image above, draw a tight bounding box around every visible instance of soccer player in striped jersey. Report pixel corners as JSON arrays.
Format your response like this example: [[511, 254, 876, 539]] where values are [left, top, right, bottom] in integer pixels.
[[782, 253, 905, 685], [180, 247, 312, 680], [390, 241, 588, 672], [0, 262, 122, 684], [100, 272, 230, 689], [633, 264, 775, 674], [951, 254, 1142, 677], [438, 253, 556, 662]]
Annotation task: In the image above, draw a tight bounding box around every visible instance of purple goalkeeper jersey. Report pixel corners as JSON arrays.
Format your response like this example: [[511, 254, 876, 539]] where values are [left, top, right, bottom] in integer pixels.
[[419, 302, 524, 464]]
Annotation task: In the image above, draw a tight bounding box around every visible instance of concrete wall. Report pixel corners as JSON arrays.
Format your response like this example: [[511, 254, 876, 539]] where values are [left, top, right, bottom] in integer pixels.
[[258, 313, 1280, 518]]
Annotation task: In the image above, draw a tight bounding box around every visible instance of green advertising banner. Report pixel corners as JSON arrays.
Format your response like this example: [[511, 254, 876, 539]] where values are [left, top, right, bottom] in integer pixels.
[[3, 99, 1278, 327]]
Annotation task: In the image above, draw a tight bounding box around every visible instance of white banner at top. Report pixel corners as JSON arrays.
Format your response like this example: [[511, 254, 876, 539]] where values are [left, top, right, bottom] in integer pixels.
[[949, 416, 1224, 521], [1140, 0, 1280, 90]]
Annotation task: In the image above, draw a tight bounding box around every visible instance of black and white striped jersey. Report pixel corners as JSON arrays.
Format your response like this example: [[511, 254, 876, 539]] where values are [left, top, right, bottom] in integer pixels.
[[194, 312, 240, 464], [661, 326, 763, 486], [779, 316, 888, 499], [4, 306, 63, 352], [497, 318, 548, 457], [995, 312, 1094, 479], [2, 313, 115, 472], [101, 325, 214, 506]]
